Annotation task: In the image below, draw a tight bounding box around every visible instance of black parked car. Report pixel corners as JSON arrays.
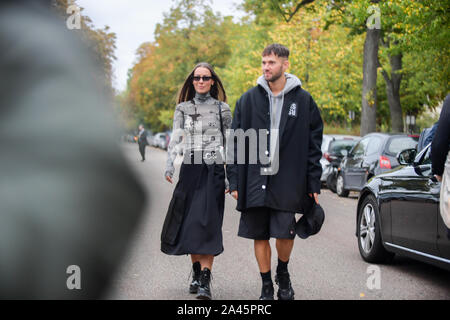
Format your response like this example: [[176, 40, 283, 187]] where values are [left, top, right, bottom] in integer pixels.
[[356, 144, 450, 271], [336, 133, 419, 197]]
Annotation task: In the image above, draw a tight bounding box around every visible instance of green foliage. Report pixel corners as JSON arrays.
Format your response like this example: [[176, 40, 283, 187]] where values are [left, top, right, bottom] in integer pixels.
[[125, 0, 236, 131], [218, 23, 272, 112], [324, 0, 449, 130], [416, 110, 440, 133], [242, 0, 316, 25], [267, 5, 365, 124], [397, 1, 450, 111], [123, 0, 449, 133]]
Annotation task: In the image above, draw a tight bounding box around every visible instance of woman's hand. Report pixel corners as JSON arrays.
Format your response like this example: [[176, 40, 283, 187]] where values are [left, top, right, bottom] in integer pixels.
[[165, 175, 173, 184], [231, 191, 238, 200]]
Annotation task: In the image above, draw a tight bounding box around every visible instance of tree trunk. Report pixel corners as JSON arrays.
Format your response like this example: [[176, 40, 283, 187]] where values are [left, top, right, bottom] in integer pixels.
[[382, 53, 403, 133], [361, 27, 380, 136]]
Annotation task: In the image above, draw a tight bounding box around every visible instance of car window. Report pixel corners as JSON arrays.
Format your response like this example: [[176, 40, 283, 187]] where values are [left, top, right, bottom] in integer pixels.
[[352, 138, 369, 156], [328, 139, 358, 154], [366, 137, 383, 155], [386, 136, 418, 156]]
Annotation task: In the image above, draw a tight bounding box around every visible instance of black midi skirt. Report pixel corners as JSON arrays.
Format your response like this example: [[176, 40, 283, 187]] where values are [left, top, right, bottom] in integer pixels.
[[161, 159, 225, 256]]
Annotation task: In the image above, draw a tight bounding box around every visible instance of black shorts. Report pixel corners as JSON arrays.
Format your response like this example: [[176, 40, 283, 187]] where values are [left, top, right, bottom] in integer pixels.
[[238, 207, 296, 240]]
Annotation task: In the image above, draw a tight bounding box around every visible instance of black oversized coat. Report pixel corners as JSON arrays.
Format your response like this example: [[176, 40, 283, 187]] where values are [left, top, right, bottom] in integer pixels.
[[226, 84, 323, 213]]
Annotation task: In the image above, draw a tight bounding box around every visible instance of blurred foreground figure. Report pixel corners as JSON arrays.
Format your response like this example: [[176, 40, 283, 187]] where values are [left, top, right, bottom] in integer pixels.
[[0, 1, 146, 299]]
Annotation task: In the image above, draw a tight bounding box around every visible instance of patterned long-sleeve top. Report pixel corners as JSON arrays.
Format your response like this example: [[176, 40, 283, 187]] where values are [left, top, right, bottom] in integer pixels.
[[165, 92, 232, 178]]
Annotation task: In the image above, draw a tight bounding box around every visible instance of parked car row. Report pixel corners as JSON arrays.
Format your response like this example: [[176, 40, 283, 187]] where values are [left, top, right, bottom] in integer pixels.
[[321, 133, 420, 196], [320, 134, 360, 184], [336, 133, 419, 197], [321, 132, 449, 271], [321, 135, 360, 193]]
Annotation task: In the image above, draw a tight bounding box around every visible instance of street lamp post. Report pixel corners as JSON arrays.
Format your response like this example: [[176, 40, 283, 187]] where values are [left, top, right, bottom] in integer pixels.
[[405, 114, 416, 134], [348, 110, 355, 132]]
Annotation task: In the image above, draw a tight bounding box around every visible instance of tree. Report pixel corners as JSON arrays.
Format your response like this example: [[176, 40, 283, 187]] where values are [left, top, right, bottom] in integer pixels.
[[396, 0, 449, 115], [360, 0, 380, 135], [124, 0, 449, 133], [125, 0, 237, 131], [52, 0, 117, 94], [327, 0, 449, 132], [242, 0, 316, 23], [226, 1, 364, 125], [243, 0, 379, 134]]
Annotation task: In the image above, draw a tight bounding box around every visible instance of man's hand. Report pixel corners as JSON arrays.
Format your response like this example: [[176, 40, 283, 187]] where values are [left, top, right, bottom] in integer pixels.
[[309, 193, 319, 204], [231, 191, 238, 200], [435, 175, 443, 182], [165, 175, 173, 184]]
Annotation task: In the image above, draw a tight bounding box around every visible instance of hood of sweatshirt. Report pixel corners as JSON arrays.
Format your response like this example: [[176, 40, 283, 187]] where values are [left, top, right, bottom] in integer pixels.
[[257, 73, 302, 128], [257, 72, 302, 98], [257, 72, 302, 130]]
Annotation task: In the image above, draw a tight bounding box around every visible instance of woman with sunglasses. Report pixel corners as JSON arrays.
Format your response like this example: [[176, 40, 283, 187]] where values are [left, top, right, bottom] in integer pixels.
[[161, 62, 232, 300]]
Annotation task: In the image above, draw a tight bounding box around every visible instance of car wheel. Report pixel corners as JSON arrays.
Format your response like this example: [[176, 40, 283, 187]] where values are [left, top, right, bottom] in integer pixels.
[[357, 195, 394, 263], [336, 174, 349, 197], [326, 172, 337, 193]]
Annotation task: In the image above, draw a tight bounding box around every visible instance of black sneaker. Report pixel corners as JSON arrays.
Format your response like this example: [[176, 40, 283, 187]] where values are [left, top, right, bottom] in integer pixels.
[[196, 268, 212, 300], [275, 271, 295, 300], [259, 280, 274, 300], [189, 262, 201, 294]]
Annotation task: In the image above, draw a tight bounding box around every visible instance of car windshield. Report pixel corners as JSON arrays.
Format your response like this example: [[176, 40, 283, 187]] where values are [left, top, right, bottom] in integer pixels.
[[328, 139, 358, 154], [386, 137, 418, 155]]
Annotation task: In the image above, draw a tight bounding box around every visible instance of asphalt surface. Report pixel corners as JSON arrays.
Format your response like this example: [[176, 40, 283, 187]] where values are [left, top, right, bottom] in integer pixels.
[[108, 143, 450, 300]]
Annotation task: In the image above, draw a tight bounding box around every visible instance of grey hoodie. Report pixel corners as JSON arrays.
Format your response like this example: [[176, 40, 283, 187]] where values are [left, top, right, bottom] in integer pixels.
[[257, 73, 302, 161]]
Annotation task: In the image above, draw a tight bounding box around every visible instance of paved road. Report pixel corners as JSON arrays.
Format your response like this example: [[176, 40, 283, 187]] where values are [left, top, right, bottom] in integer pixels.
[[108, 143, 450, 300]]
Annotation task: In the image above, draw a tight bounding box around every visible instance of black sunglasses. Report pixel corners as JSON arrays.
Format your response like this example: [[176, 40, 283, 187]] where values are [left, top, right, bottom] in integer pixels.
[[193, 76, 213, 82]]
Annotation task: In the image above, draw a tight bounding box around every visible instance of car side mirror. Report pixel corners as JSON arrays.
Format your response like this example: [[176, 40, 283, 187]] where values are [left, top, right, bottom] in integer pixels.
[[397, 148, 417, 166], [340, 149, 348, 157]]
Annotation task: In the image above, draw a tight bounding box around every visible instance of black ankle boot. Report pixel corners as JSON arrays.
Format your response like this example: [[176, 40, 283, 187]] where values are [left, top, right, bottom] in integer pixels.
[[259, 280, 274, 300], [196, 268, 212, 300], [189, 262, 201, 294], [275, 270, 295, 300]]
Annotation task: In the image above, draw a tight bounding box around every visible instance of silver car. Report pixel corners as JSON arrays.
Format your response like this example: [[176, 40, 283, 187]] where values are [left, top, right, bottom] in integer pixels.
[[153, 132, 168, 149]]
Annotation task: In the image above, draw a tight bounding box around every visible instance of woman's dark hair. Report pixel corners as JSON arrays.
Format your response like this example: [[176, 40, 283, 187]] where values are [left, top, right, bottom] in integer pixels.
[[177, 62, 227, 104]]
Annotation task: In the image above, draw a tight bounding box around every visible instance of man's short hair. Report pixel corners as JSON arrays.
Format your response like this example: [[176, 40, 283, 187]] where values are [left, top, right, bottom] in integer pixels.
[[262, 44, 290, 59]]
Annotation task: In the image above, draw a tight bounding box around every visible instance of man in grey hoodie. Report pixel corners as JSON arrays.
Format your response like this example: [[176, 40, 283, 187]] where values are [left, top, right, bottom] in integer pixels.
[[227, 44, 323, 300], [258, 63, 303, 174]]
